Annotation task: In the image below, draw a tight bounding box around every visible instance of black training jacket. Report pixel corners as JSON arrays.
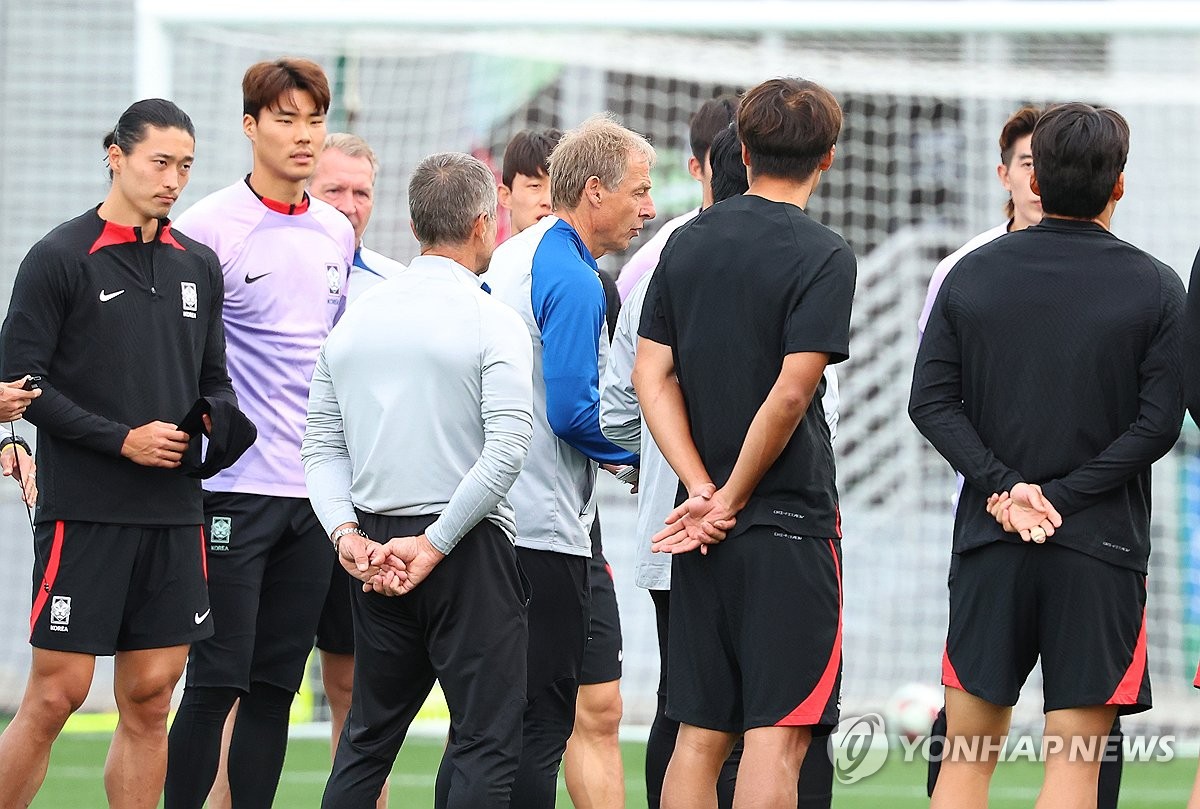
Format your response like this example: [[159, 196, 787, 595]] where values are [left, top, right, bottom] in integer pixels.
[[1, 207, 237, 525]]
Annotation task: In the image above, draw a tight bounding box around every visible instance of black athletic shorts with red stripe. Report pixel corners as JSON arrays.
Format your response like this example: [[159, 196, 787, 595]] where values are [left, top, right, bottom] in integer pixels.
[[667, 528, 842, 732], [29, 521, 212, 654], [944, 541, 1151, 714]]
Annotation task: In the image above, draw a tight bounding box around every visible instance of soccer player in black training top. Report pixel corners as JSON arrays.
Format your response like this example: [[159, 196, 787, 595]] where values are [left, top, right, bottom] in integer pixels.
[[911, 103, 1184, 809], [635, 78, 855, 809], [0, 99, 240, 809]]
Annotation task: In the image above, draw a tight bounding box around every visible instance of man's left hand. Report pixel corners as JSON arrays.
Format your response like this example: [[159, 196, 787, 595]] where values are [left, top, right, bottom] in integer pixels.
[[368, 534, 445, 596], [1, 444, 36, 506]]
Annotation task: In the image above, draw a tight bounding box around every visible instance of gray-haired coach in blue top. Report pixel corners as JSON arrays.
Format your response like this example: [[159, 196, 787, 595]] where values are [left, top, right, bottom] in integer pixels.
[[303, 152, 534, 809]]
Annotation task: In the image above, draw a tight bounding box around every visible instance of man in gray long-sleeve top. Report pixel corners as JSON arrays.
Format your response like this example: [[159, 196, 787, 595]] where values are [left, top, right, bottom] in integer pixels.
[[302, 152, 535, 809]]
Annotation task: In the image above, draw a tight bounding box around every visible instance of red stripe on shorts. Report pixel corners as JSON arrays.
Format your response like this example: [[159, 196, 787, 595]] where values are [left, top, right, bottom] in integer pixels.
[[1193, 659, 1199, 690], [775, 538, 842, 726], [941, 643, 964, 691], [1107, 603, 1148, 705], [199, 525, 208, 581], [29, 521, 67, 638]]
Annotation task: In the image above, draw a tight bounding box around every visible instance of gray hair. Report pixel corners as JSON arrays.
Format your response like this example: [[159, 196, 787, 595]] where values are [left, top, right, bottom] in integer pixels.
[[321, 132, 379, 180], [549, 114, 656, 211], [408, 152, 498, 247]]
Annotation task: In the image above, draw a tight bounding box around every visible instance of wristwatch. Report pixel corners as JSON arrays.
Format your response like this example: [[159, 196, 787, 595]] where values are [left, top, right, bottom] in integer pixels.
[[0, 435, 31, 455], [331, 524, 367, 554]]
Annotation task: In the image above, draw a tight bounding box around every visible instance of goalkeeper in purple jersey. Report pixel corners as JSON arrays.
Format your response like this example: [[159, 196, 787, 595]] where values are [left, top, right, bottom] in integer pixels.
[[164, 58, 355, 809]]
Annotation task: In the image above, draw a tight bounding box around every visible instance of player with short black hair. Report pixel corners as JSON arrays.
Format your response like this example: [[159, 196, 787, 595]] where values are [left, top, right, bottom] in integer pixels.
[[911, 102, 1183, 809], [500, 129, 563, 235], [616, 95, 737, 301], [0, 97, 244, 808], [164, 58, 355, 809], [919, 105, 1128, 809], [603, 117, 837, 809], [634, 77, 854, 808]]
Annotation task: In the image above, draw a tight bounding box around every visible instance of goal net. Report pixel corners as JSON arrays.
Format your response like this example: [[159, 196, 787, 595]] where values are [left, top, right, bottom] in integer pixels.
[[1, 1, 1199, 741]]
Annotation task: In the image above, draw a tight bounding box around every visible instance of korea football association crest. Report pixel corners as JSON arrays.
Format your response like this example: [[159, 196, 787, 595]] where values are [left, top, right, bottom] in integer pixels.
[[209, 516, 232, 552], [326, 264, 342, 295], [181, 281, 198, 319], [49, 595, 71, 631]]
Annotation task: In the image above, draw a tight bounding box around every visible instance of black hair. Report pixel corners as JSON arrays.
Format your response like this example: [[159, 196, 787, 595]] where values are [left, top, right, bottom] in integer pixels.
[[1031, 102, 1129, 219], [709, 123, 749, 203], [738, 78, 842, 181], [103, 98, 195, 178], [502, 129, 563, 188], [689, 96, 738, 164]]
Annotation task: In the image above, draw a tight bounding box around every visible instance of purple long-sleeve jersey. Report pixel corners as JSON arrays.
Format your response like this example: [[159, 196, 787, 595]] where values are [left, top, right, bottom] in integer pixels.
[[175, 180, 354, 497]]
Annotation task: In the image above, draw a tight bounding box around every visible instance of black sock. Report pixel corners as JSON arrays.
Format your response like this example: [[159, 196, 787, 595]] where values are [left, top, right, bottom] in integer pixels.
[[227, 681, 296, 809], [1098, 718, 1123, 809], [165, 685, 241, 809]]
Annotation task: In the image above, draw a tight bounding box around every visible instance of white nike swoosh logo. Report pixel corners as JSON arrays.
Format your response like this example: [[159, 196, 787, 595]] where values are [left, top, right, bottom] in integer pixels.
[[99, 290, 125, 302], [194, 609, 211, 624]]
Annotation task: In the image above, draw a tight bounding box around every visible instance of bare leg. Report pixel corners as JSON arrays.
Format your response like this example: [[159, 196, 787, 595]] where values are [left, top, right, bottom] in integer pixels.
[[662, 724, 736, 809], [732, 726, 810, 809], [930, 687, 1011, 809], [1036, 705, 1119, 809], [0, 648, 95, 809], [322, 649, 389, 808], [105, 645, 189, 809], [205, 701, 237, 809], [1188, 754, 1200, 809], [564, 679, 625, 809]]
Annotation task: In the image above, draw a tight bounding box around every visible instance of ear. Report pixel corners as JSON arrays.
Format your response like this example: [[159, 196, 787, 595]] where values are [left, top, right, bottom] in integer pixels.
[[107, 143, 124, 176], [740, 142, 751, 169], [687, 155, 704, 182], [409, 220, 419, 241], [818, 145, 835, 172], [472, 211, 490, 242], [497, 184, 512, 211], [1111, 172, 1125, 203], [242, 113, 257, 142], [584, 175, 603, 207], [1029, 172, 1041, 198], [997, 162, 1012, 192]]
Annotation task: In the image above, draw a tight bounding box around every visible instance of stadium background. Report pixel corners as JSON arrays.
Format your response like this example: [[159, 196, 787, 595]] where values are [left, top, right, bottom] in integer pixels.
[[0, 0, 1198, 756]]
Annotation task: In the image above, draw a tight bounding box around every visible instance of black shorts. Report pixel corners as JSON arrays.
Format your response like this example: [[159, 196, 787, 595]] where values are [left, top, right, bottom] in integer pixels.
[[581, 515, 622, 685], [667, 530, 842, 733], [316, 562, 355, 656], [944, 541, 1151, 715], [29, 520, 211, 655], [185, 492, 333, 694], [516, 546, 589, 722]]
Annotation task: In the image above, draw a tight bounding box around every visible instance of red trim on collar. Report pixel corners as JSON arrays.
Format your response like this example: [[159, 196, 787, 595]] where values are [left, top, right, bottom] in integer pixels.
[[89, 221, 138, 254], [259, 194, 310, 215], [160, 224, 186, 251], [244, 175, 311, 215]]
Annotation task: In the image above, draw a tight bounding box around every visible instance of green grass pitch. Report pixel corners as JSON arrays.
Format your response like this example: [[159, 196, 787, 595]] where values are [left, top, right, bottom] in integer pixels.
[[20, 731, 1197, 807]]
